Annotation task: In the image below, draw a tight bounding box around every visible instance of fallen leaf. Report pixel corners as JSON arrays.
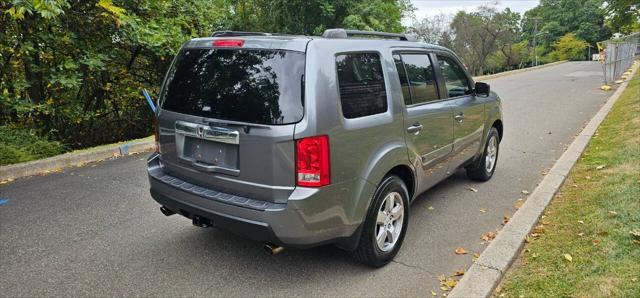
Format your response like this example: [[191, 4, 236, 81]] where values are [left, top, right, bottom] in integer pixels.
[[479, 208, 487, 213], [532, 253, 539, 258], [608, 210, 618, 216], [596, 165, 606, 170], [593, 239, 600, 246], [630, 229, 640, 240], [563, 254, 573, 262], [495, 285, 503, 293], [455, 247, 468, 255], [572, 184, 578, 188], [431, 290, 438, 296], [502, 216, 510, 225], [453, 268, 465, 276], [428, 206, 435, 211], [437, 274, 446, 282], [578, 232, 584, 237], [440, 286, 449, 291], [578, 220, 585, 224], [481, 232, 497, 241], [530, 233, 540, 238], [467, 187, 478, 192], [542, 220, 551, 225], [514, 201, 524, 209], [585, 176, 592, 180], [443, 279, 457, 288], [524, 235, 531, 243], [633, 240, 640, 246], [521, 190, 530, 195]]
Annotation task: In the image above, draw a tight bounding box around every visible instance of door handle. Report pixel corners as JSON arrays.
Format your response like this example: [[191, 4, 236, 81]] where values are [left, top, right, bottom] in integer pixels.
[[454, 113, 464, 123], [407, 123, 423, 135]]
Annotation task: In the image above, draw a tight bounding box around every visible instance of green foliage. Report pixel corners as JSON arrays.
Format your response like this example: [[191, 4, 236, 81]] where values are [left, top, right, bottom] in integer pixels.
[[449, 6, 521, 75], [548, 33, 589, 61], [0, 0, 411, 154], [522, 0, 609, 57], [0, 126, 66, 166], [223, 0, 412, 35], [604, 0, 640, 33]]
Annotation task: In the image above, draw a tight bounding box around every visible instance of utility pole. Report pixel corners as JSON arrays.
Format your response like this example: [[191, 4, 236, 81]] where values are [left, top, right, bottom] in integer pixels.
[[532, 18, 540, 67], [587, 44, 593, 61]]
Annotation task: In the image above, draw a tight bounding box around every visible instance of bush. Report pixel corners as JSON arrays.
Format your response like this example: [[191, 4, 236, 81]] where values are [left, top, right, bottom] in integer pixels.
[[0, 126, 66, 166]]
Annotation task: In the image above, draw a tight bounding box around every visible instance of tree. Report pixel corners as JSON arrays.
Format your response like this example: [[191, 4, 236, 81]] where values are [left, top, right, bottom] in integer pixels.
[[604, 0, 640, 33], [406, 14, 450, 44], [449, 6, 521, 75], [0, 0, 414, 150], [521, 0, 609, 54], [548, 33, 589, 61]]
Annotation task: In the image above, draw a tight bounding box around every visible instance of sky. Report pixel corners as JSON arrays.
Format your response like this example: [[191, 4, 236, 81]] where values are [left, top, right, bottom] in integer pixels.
[[405, 0, 541, 25]]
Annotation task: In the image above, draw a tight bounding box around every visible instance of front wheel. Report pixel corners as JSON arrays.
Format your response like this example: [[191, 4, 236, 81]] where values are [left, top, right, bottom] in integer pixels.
[[466, 127, 500, 181], [352, 175, 409, 267]]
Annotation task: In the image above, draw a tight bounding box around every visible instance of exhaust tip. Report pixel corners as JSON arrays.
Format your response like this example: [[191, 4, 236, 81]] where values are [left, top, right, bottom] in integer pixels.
[[160, 206, 175, 216], [263, 243, 284, 255]]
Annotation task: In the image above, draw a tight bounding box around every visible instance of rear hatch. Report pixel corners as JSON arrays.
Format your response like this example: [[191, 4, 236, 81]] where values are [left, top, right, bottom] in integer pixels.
[[156, 37, 308, 204]]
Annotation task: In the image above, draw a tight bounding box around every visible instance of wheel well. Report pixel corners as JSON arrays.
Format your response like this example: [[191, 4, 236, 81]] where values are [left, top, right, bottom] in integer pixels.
[[387, 165, 415, 199], [492, 120, 503, 141]]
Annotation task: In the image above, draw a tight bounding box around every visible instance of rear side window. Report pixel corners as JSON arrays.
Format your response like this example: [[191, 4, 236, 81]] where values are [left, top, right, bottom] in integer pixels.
[[161, 49, 305, 125], [396, 54, 439, 105], [436, 54, 471, 98], [336, 53, 388, 119]]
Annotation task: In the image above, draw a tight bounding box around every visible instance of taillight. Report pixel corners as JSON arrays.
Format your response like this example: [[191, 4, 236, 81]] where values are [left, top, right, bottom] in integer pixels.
[[296, 135, 330, 187], [212, 39, 244, 47]]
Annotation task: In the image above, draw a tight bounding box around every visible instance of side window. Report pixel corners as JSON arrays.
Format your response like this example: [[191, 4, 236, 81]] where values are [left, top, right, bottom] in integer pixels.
[[393, 54, 412, 106], [336, 53, 388, 119], [400, 54, 440, 104], [436, 55, 471, 98]]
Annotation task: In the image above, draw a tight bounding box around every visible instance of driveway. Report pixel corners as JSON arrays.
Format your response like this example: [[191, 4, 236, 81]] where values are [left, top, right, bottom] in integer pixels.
[[0, 62, 610, 296]]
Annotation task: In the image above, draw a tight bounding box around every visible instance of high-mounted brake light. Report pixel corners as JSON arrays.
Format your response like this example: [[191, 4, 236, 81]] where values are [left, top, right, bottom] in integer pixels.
[[212, 39, 245, 47], [296, 135, 330, 187]]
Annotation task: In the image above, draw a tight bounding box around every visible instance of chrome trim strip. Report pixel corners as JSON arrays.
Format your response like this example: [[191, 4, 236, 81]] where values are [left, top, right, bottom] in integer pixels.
[[175, 121, 239, 145]]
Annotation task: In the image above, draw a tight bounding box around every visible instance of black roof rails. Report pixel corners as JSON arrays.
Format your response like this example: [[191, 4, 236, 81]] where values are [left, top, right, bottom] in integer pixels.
[[322, 29, 415, 41], [211, 31, 272, 37]]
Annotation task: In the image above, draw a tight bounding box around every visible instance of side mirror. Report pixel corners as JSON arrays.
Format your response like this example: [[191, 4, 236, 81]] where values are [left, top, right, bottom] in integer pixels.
[[475, 82, 490, 97]]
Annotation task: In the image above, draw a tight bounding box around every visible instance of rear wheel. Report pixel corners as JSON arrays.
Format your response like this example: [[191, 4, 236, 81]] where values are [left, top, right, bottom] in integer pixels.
[[466, 127, 500, 181], [352, 175, 409, 267]]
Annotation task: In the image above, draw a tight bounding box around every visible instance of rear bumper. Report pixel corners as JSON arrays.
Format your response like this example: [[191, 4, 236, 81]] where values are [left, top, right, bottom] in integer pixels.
[[147, 153, 366, 249]]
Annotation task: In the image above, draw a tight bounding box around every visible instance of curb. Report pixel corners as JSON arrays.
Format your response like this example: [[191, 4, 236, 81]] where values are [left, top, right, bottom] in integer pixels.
[[0, 139, 154, 182], [450, 61, 639, 298], [473, 60, 568, 81]]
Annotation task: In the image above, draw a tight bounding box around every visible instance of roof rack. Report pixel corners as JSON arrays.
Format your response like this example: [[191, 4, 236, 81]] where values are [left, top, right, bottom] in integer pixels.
[[322, 29, 415, 41], [211, 31, 273, 37]]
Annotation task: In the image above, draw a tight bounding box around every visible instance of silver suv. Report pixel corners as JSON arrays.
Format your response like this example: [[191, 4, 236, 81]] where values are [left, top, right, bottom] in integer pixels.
[[147, 29, 503, 267]]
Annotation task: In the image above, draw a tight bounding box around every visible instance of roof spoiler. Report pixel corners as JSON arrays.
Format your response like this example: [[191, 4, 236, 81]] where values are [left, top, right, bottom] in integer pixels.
[[322, 29, 415, 41]]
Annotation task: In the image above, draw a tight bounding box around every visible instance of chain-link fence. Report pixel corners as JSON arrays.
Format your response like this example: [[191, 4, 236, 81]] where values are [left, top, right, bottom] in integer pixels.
[[598, 32, 639, 85]]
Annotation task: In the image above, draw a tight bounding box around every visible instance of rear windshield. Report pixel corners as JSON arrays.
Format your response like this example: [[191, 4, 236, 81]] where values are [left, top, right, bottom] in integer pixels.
[[160, 48, 305, 125]]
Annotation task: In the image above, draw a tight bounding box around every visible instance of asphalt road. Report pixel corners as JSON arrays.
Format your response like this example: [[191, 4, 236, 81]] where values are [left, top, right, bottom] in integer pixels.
[[0, 62, 611, 297]]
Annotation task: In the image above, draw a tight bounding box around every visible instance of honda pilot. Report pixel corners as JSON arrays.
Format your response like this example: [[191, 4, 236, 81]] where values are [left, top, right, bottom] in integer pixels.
[[147, 29, 503, 267]]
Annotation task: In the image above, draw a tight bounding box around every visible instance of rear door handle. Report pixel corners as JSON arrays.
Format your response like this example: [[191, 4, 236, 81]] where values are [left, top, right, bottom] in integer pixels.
[[407, 123, 423, 135], [454, 113, 464, 123]]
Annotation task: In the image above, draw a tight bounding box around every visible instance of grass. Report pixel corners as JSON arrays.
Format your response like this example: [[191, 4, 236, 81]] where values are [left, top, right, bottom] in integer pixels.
[[0, 126, 66, 166], [0, 125, 153, 167], [496, 66, 640, 297]]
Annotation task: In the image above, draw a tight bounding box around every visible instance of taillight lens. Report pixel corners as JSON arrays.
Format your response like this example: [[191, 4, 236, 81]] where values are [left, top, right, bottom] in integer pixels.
[[296, 135, 330, 187], [212, 39, 244, 47]]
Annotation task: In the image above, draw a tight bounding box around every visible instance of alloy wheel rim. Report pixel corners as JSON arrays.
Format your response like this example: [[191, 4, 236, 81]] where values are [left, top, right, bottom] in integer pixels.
[[485, 135, 498, 173], [375, 192, 404, 252]]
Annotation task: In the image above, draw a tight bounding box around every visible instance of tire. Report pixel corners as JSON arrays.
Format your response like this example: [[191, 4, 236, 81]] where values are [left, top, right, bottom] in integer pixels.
[[466, 127, 500, 181], [352, 175, 409, 267]]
